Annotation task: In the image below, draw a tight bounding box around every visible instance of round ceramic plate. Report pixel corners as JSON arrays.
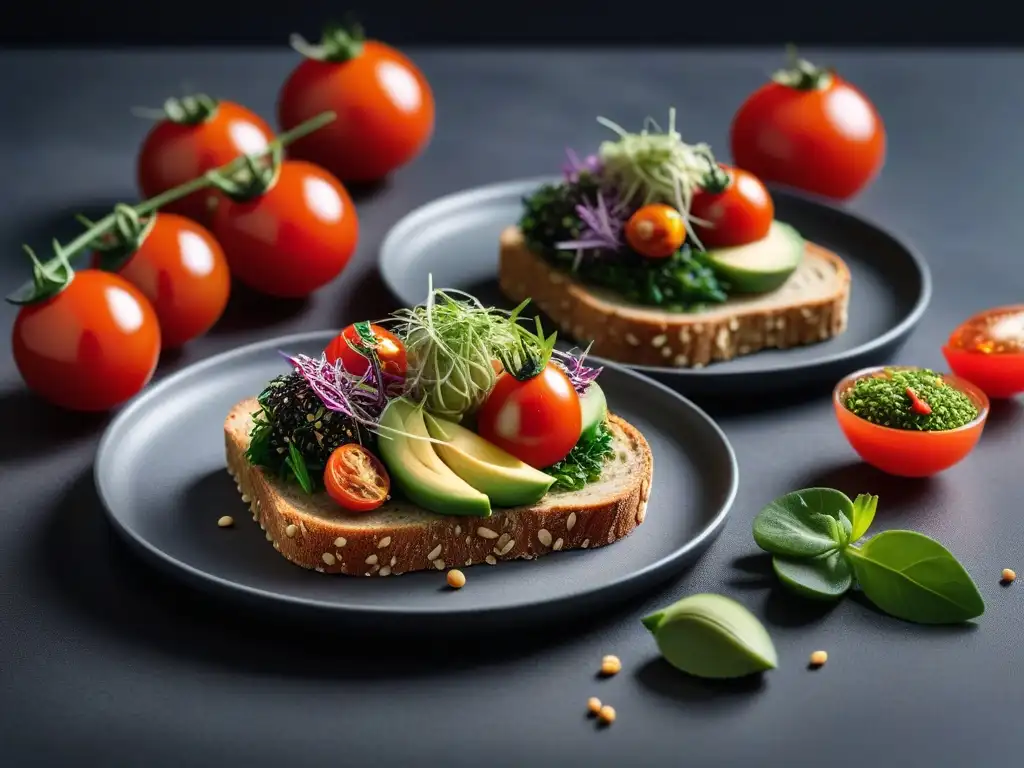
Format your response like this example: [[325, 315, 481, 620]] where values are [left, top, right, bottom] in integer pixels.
[[94, 331, 738, 630], [379, 177, 932, 396]]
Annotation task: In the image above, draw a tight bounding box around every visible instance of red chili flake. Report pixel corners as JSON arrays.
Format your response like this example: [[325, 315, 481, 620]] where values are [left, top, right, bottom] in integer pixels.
[[906, 387, 932, 415]]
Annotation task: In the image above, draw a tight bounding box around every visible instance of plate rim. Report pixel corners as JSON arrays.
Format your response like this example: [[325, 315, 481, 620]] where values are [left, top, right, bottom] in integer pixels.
[[94, 329, 740, 619], [379, 176, 933, 380]]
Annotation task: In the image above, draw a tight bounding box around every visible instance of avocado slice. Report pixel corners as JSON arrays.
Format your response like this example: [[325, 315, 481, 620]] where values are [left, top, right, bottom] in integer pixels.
[[377, 399, 492, 517], [705, 221, 805, 294], [424, 414, 555, 507], [579, 381, 608, 442]]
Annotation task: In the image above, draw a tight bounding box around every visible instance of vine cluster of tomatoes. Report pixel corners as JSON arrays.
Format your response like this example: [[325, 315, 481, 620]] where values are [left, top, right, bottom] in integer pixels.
[[7, 22, 436, 413]]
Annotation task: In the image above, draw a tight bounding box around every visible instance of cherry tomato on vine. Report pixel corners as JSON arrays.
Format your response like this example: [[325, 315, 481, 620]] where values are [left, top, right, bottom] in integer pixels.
[[210, 159, 359, 298], [325, 323, 407, 378], [277, 24, 435, 183], [477, 364, 582, 469], [137, 94, 274, 225], [624, 204, 686, 259], [90, 212, 230, 348], [730, 50, 885, 201], [690, 164, 774, 249], [12, 269, 161, 412], [942, 306, 1024, 399], [324, 443, 391, 512]]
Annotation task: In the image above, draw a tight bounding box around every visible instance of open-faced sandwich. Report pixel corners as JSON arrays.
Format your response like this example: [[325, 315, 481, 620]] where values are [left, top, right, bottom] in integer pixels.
[[499, 109, 851, 368], [224, 286, 653, 576]]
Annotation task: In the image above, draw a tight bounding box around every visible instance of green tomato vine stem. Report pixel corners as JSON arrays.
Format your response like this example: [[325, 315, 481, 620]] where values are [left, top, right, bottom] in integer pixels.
[[6, 110, 337, 306]]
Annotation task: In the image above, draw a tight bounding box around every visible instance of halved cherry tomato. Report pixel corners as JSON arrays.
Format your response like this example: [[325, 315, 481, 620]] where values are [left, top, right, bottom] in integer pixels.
[[12, 270, 161, 412], [690, 165, 774, 248], [91, 212, 230, 348], [324, 443, 391, 512], [942, 305, 1024, 399], [624, 204, 686, 259], [210, 160, 358, 298], [833, 367, 988, 478], [730, 50, 885, 201], [476, 363, 582, 469], [137, 95, 274, 225], [325, 323, 407, 378], [278, 24, 435, 183]]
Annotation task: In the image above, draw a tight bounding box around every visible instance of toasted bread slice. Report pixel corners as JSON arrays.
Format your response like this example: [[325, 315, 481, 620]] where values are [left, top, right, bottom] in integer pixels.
[[224, 398, 654, 577], [498, 226, 851, 368]]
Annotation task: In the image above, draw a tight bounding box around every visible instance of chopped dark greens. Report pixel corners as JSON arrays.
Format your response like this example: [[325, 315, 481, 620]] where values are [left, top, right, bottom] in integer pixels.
[[545, 421, 615, 492]]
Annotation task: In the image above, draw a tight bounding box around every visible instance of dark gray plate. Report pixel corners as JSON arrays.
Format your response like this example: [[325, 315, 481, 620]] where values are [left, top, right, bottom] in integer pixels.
[[93, 331, 738, 630], [379, 177, 932, 397]]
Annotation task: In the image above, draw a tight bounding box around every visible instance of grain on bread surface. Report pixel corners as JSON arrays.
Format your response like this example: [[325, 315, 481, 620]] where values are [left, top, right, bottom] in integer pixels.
[[498, 225, 851, 368], [224, 398, 654, 576]]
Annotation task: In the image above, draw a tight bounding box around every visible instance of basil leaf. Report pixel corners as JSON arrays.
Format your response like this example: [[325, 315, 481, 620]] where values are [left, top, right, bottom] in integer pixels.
[[773, 550, 853, 601], [851, 494, 878, 541], [752, 488, 856, 558], [846, 531, 985, 624]]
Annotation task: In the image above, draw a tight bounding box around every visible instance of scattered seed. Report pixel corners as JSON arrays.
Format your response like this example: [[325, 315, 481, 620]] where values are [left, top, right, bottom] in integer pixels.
[[1002, 568, 1017, 584], [587, 697, 602, 715], [477, 526, 499, 540], [427, 544, 443, 561], [285, 524, 298, 538], [264, 531, 273, 541], [598, 705, 616, 725], [240, 493, 251, 504], [600, 655, 622, 676], [538, 529, 553, 547], [378, 537, 391, 548], [217, 515, 234, 528], [447, 569, 466, 589], [433, 559, 446, 570], [322, 552, 336, 566], [334, 537, 347, 548], [809, 650, 828, 668], [567, 512, 577, 531], [365, 554, 379, 565], [485, 555, 497, 565]]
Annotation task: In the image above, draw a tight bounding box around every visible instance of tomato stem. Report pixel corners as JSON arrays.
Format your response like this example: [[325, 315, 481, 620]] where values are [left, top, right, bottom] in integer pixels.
[[771, 44, 833, 91], [697, 150, 731, 194], [206, 143, 285, 202], [498, 303, 558, 381], [5, 111, 337, 306], [162, 94, 219, 125], [289, 21, 365, 63]]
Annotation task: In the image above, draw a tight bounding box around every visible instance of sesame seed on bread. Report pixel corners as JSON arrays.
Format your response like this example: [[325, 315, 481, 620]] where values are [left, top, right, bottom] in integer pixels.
[[224, 398, 654, 577], [497, 226, 851, 368]]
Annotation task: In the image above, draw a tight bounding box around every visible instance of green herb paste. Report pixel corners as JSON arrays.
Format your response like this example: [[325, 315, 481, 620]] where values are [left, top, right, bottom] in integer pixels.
[[844, 368, 978, 431]]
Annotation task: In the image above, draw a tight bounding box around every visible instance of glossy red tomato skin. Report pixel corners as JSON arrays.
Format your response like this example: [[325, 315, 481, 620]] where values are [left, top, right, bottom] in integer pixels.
[[476, 365, 582, 469], [12, 270, 161, 412], [324, 443, 391, 512], [690, 165, 775, 249], [324, 323, 407, 378], [210, 160, 359, 298], [730, 76, 885, 201], [277, 41, 435, 183], [137, 101, 274, 225], [91, 213, 230, 349]]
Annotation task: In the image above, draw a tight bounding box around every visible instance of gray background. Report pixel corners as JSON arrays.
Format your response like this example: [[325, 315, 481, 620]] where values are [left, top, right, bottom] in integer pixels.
[[1, 49, 1022, 766]]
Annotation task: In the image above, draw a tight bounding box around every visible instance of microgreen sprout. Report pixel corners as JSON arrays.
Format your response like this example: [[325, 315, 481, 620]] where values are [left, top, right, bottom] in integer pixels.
[[556, 189, 630, 270], [285, 352, 394, 432], [562, 148, 602, 183], [552, 344, 603, 395]]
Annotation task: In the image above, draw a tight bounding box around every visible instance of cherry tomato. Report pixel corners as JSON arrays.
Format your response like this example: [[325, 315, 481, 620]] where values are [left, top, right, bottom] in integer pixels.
[[325, 323, 407, 378], [137, 95, 275, 225], [476, 364, 582, 469], [324, 443, 391, 512], [12, 270, 161, 412], [210, 160, 359, 298], [730, 51, 885, 200], [942, 305, 1024, 399], [91, 213, 230, 349], [834, 368, 988, 478], [690, 165, 774, 248], [278, 25, 435, 183], [624, 204, 686, 259]]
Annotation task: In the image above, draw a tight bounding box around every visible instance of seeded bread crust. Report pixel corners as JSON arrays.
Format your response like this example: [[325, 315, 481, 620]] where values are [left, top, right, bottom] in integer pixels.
[[224, 399, 654, 577], [498, 226, 851, 368]]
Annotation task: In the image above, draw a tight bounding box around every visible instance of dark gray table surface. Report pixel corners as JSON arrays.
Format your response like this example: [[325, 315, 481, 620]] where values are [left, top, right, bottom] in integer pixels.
[[1, 48, 1022, 767]]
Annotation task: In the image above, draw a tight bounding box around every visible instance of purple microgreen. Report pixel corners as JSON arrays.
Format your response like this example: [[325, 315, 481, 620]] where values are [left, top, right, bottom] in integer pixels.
[[281, 351, 399, 432], [563, 148, 602, 183], [556, 189, 630, 270], [552, 344, 603, 395]]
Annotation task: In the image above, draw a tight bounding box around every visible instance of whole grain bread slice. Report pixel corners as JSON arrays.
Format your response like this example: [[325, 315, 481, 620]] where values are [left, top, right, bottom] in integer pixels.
[[224, 398, 654, 577], [498, 225, 851, 368]]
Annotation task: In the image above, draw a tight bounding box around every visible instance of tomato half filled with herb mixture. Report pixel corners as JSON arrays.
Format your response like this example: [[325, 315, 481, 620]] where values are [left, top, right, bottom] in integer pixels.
[[210, 159, 358, 298], [477, 363, 582, 469], [690, 164, 774, 249], [942, 305, 1024, 399], [325, 322, 407, 378], [324, 443, 391, 512]]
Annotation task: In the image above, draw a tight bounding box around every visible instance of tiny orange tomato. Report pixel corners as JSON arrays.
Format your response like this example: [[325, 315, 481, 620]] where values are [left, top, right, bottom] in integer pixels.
[[324, 444, 391, 512], [624, 204, 685, 259]]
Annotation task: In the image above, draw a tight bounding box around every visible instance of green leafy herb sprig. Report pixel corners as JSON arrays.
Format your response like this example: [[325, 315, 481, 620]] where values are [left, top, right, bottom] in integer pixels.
[[545, 421, 615, 491], [752, 488, 985, 624]]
